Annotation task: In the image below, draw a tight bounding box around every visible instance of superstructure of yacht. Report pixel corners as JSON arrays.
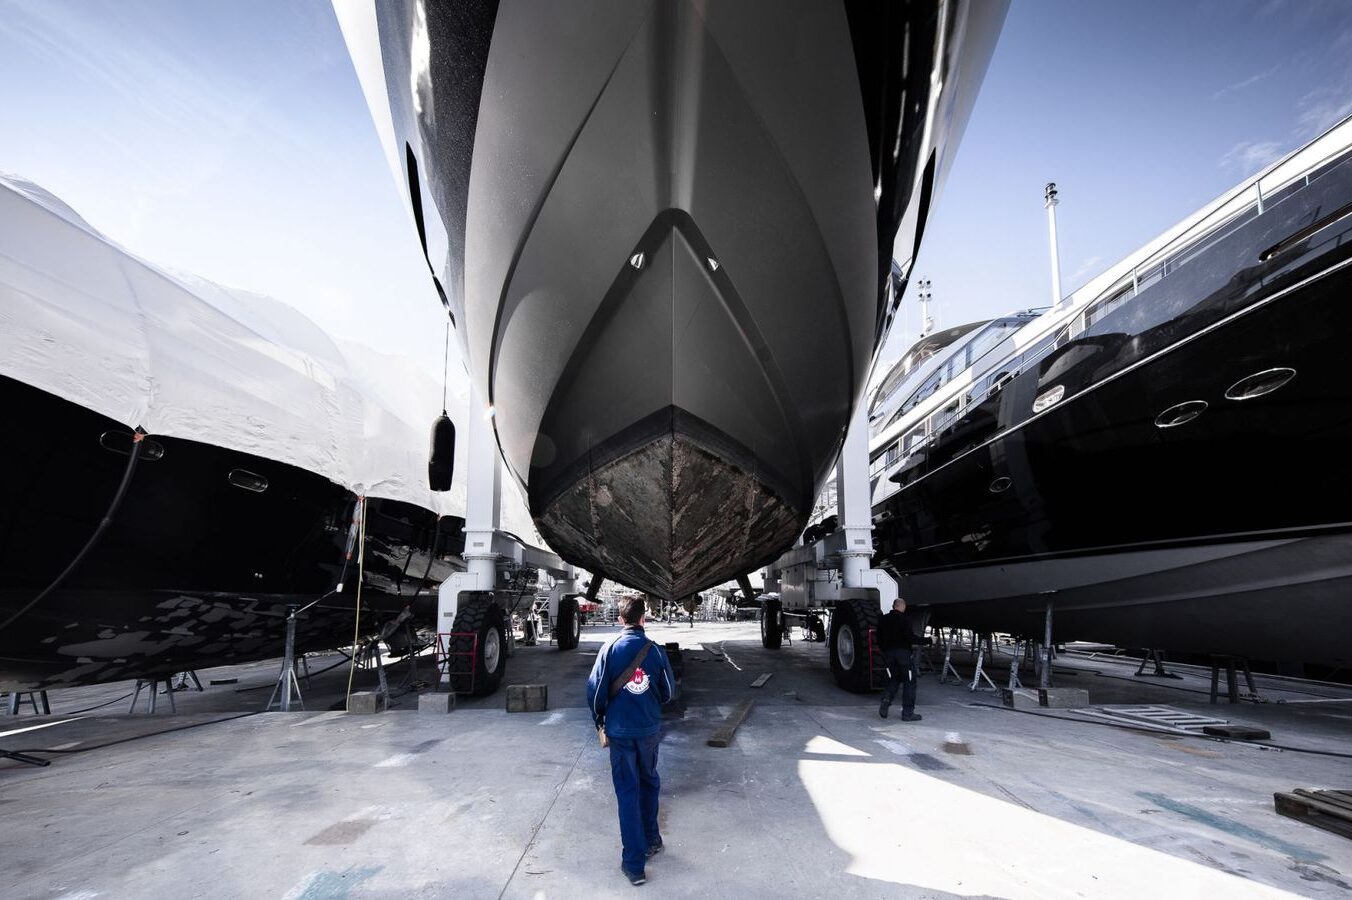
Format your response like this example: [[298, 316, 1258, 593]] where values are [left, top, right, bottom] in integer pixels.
[[865, 116, 1352, 663]]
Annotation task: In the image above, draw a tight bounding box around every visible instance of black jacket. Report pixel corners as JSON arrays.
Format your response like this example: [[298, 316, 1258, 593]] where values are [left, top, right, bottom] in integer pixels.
[[877, 609, 925, 652]]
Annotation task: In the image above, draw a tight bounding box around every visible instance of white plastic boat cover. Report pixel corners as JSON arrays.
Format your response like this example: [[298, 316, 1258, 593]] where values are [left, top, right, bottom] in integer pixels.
[[0, 172, 480, 520]]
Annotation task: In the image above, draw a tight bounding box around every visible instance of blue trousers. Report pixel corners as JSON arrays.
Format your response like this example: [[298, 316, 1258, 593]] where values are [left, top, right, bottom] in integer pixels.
[[609, 732, 662, 873]]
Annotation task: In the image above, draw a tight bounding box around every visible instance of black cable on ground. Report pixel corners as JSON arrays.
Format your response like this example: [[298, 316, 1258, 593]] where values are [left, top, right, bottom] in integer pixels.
[[10, 711, 261, 757], [232, 652, 353, 693], [968, 701, 1352, 760], [0, 428, 145, 633], [60, 692, 135, 715]]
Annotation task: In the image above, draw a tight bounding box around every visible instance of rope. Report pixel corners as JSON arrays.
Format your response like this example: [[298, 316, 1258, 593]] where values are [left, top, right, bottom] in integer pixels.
[[344, 496, 368, 710], [441, 317, 450, 413], [0, 429, 145, 632]]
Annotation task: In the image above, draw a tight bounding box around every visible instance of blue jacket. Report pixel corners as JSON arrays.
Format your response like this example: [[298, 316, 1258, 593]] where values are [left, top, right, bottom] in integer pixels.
[[586, 626, 676, 739]]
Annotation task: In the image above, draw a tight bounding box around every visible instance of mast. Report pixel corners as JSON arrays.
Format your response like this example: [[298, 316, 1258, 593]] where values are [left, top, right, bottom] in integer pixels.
[[1045, 182, 1063, 307]]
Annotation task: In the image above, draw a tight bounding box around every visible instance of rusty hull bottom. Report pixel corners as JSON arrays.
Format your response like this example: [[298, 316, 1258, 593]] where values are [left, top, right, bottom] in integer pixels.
[[536, 433, 803, 599]]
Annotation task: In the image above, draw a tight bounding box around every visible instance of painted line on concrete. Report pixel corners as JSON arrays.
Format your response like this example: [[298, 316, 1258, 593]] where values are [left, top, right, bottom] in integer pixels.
[[875, 738, 914, 756], [1138, 791, 1326, 862], [0, 717, 85, 739], [719, 642, 742, 671], [290, 711, 346, 727]]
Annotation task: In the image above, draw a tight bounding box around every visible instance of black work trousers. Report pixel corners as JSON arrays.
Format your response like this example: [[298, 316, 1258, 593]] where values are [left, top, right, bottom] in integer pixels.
[[882, 647, 917, 715]]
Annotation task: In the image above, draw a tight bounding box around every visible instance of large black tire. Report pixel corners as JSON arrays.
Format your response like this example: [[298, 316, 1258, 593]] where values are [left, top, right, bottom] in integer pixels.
[[450, 597, 507, 696], [556, 595, 581, 651], [760, 598, 782, 649], [830, 598, 882, 693]]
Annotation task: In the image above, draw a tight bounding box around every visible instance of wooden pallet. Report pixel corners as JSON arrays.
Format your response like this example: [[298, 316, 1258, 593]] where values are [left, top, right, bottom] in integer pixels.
[[1274, 789, 1352, 840]]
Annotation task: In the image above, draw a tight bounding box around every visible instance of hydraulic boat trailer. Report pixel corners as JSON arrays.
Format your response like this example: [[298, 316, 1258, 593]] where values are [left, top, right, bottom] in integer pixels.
[[757, 402, 1067, 696]]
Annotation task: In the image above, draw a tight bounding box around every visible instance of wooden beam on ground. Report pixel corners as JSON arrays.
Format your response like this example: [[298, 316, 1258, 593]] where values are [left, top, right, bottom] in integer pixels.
[[707, 699, 755, 748], [750, 673, 773, 688]]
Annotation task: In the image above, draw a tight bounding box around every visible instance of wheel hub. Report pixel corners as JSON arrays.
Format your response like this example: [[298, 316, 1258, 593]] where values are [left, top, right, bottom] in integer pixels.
[[837, 623, 856, 670], [483, 626, 501, 674]]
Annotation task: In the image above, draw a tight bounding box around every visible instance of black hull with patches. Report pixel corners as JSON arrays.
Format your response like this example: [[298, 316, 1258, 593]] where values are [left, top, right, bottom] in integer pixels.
[[0, 376, 463, 691]]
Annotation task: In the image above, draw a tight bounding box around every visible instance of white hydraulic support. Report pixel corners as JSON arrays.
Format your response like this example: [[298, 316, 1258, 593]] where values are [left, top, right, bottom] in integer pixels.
[[835, 400, 876, 590], [438, 382, 574, 682], [542, 564, 576, 625], [764, 400, 898, 613], [439, 380, 501, 633]]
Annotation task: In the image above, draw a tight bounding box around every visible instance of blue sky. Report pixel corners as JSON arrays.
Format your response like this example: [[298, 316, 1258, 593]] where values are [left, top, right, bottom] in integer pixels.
[[891, 0, 1352, 359], [0, 0, 448, 377], [2, 0, 1350, 380]]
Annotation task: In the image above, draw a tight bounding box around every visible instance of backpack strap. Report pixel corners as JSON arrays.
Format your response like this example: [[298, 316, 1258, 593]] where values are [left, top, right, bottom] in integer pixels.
[[608, 641, 653, 700]]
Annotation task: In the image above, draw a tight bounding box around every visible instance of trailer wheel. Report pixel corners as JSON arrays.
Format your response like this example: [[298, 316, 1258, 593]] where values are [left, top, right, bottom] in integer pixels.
[[760, 598, 782, 649], [556, 596, 581, 651], [450, 596, 507, 696], [830, 598, 881, 693]]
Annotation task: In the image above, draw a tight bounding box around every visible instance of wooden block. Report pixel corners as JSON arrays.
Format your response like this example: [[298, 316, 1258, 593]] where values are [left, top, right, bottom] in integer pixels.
[[418, 692, 456, 714], [1275, 791, 1352, 840], [1038, 687, 1090, 708], [707, 699, 755, 748], [750, 673, 773, 688], [1201, 724, 1270, 740], [506, 684, 548, 713], [1004, 688, 1042, 710], [347, 691, 384, 715]]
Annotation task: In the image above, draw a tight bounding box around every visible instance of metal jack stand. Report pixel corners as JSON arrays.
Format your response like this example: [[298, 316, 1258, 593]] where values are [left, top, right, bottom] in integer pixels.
[[1007, 639, 1025, 691], [130, 677, 176, 714], [969, 633, 999, 692], [372, 642, 390, 702], [266, 606, 305, 712], [354, 637, 391, 705], [1135, 649, 1180, 679], [1209, 655, 1259, 704], [5, 691, 51, 716], [1038, 600, 1054, 690], [938, 629, 963, 684]]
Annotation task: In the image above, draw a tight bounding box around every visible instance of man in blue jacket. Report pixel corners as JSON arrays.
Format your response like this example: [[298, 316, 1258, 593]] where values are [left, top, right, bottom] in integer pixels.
[[587, 594, 677, 886]]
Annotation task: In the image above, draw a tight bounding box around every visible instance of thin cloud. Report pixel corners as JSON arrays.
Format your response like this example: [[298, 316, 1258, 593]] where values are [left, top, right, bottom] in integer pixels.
[[1295, 85, 1352, 138], [1212, 65, 1280, 100], [1219, 139, 1284, 176], [1067, 255, 1103, 286]]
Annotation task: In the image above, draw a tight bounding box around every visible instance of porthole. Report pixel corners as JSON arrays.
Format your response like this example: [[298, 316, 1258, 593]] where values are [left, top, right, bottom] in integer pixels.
[[989, 476, 1013, 493], [99, 430, 164, 460], [1225, 367, 1295, 401], [1032, 384, 1065, 414], [1155, 400, 1207, 428], [228, 469, 268, 493]]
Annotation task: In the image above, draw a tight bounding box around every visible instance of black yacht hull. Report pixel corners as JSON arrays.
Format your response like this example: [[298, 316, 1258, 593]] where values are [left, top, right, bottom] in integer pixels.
[[0, 376, 462, 691], [874, 148, 1352, 663], [348, 0, 1005, 597]]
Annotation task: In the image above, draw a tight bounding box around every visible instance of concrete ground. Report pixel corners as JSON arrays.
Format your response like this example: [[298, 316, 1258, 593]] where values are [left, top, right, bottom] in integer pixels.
[[2, 621, 1351, 898]]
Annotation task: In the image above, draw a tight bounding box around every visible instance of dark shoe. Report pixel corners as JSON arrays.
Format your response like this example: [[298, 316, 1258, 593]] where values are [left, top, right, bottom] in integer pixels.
[[900, 712, 922, 722], [621, 867, 647, 886], [646, 838, 664, 858], [879, 699, 890, 719]]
